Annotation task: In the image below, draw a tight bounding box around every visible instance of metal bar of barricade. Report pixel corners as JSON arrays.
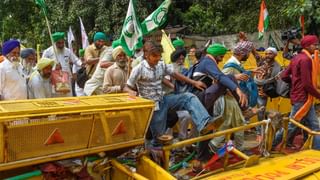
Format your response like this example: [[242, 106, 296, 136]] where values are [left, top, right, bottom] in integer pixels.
[[163, 121, 267, 151]]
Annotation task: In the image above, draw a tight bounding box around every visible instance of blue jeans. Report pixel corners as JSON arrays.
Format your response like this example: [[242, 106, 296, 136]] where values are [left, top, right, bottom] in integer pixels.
[[149, 92, 211, 146], [273, 102, 320, 149], [256, 96, 267, 135]]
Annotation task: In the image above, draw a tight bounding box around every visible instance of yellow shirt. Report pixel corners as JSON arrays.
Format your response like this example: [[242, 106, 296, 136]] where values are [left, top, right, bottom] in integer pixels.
[[84, 44, 107, 77]]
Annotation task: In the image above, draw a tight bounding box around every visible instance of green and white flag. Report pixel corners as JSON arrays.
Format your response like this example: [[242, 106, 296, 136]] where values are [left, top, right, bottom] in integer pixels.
[[35, 0, 48, 17], [141, 0, 172, 35], [120, 0, 143, 57]]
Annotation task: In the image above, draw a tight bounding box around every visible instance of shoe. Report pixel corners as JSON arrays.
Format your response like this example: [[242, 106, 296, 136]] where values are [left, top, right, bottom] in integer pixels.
[[200, 119, 216, 135], [242, 106, 265, 119]]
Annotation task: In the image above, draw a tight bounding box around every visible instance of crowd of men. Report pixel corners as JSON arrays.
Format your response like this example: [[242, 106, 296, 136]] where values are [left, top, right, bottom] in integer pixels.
[[0, 31, 319, 163]]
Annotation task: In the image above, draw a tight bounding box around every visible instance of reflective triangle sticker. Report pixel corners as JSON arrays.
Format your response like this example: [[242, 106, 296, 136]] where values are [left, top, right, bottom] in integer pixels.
[[112, 120, 127, 136], [44, 128, 65, 145]]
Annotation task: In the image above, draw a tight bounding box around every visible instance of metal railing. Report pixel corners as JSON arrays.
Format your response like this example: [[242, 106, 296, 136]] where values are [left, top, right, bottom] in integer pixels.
[[160, 116, 320, 179]]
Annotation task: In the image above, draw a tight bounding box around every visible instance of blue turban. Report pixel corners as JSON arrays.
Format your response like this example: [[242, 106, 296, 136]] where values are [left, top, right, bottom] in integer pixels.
[[2, 39, 20, 56], [21, 48, 36, 58]]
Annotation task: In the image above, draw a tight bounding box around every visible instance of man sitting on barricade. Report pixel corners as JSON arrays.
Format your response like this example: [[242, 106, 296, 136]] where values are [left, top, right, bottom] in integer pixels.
[[124, 40, 226, 148]]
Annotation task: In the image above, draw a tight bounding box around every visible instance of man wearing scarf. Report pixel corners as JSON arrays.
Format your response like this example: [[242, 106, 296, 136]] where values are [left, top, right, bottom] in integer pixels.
[[20, 48, 36, 78], [192, 43, 248, 159], [254, 47, 281, 141], [0, 39, 28, 100], [273, 35, 320, 150], [42, 32, 82, 97], [28, 58, 55, 99]]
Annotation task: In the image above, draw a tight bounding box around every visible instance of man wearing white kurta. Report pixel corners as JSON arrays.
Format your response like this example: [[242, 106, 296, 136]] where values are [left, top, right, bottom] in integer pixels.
[[42, 32, 82, 97], [0, 39, 28, 100], [28, 58, 55, 99]]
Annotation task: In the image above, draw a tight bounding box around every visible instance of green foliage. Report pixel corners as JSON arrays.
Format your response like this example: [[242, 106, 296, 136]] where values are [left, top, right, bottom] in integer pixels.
[[0, 0, 319, 50]]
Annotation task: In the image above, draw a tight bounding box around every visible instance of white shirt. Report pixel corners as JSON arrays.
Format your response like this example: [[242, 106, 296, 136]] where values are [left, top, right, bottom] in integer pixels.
[[28, 71, 52, 99], [84, 47, 113, 96], [42, 46, 82, 97], [42, 46, 82, 74], [0, 58, 28, 100]]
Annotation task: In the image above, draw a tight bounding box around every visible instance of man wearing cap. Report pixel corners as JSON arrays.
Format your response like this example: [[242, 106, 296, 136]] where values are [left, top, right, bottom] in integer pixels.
[[42, 32, 82, 97], [20, 48, 36, 78], [85, 32, 108, 78], [28, 58, 55, 99], [0, 39, 28, 100], [273, 35, 320, 150], [254, 47, 281, 140], [102, 46, 128, 94]]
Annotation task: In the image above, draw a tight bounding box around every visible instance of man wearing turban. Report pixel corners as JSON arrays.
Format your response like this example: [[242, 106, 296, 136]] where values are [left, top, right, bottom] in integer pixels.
[[20, 48, 36, 78], [28, 58, 55, 99], [0, 39, 28, 100], [273, 35, 320, 150], [102, 46, 128, 94], [188, 43, 248, 160], [42, 32, 82, 97], [84, 32, 108, 79], [84, 40, 116, 96]]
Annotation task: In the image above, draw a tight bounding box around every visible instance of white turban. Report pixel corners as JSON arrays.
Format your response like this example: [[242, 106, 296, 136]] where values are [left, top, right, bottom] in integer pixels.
[[37, 58, 55, 70], [265, 47, 277, 55], [112, 46, 124, 60]]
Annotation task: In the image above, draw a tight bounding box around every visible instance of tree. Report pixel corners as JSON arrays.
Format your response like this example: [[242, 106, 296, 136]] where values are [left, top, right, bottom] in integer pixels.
[[1, 0, 317, 50]]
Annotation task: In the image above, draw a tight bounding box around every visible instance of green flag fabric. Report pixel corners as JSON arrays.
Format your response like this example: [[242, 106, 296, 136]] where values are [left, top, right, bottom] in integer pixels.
[[35, 0, 48, 16], [120, 0, 143, 57], [141, 0, 171, 35]]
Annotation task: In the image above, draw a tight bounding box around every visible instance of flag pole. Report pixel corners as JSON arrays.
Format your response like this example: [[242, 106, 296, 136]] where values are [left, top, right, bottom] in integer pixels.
[[44, 15, 59, 64]]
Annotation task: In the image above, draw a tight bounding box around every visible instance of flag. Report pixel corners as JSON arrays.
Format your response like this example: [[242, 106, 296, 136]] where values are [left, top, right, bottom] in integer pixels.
[[300, 15, 305, 37], [79, 17, 89, 49], [258, 0, 269, 40], [141, 0, 172, 35], [119, 0, 143, 57], [35, 0, 48, 17], [67, 26, 75, 52], [160, 30, 175, 64], [204, 141, 234, 170]]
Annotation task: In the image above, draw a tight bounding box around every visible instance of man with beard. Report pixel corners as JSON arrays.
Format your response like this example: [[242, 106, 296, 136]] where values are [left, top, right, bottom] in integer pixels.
[[42, 32, 82, 97], [28, 58, 55, 99], [0, 39, 28, 100], [254, 47, 281, 141], [102, 46, 128, 94], [84, 32, 108, 78], [20, 48, 36, 78]]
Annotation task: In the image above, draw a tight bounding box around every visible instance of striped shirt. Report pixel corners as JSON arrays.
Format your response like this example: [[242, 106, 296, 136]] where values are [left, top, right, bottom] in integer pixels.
[[127, 60, 174, 102]]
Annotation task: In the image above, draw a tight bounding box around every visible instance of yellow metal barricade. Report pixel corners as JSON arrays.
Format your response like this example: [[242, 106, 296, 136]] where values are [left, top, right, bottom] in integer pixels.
[[0, 94, 154, 171]]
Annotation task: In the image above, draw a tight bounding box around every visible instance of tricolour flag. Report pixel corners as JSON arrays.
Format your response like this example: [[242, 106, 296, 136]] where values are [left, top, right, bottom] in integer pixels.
[[67, 26, 75, 52], [79, 17, 89, 49], [120, 0, 143, 57], [160, 30, 175, 64], [141, 0, 172, 35], [258, 0, 269, 40], [35, 0, 48, 17]]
